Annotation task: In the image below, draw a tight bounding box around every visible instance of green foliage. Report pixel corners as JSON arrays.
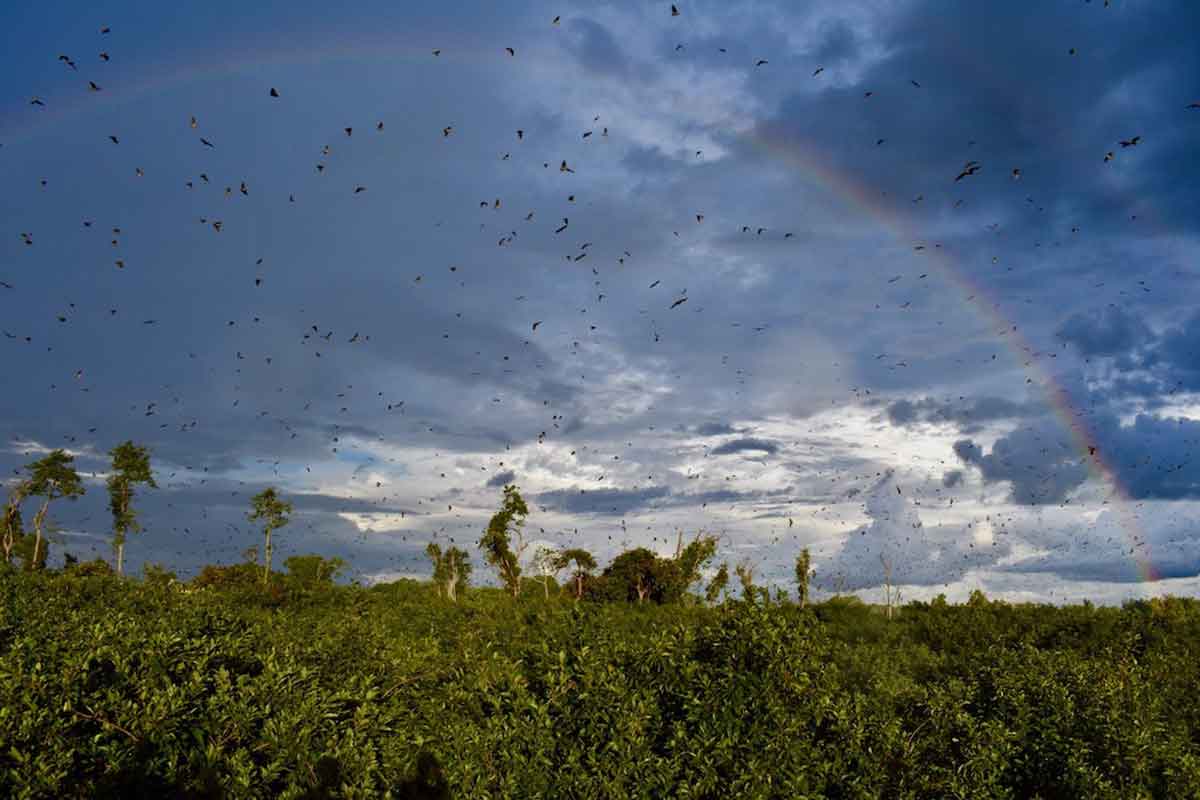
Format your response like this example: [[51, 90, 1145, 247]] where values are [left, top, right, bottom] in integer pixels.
[[2, 485, 28, 568], [675, 533, 718, 601], [552, 547, 597, 599], [106, 440, 156, 578], [589, 547, 680, 604], [795, 547, 812, 608], [247, 488, 292, 587], [425, 543, 472, 601], [284, 555, 345, 590], [141, 562, 178, 588], [478, 484, 528, 598], [734, 558, 758, 602], [705, 561, 729, 605], [4, 571, 1200, 798], [63, 557, 116, 578], [22, 449, 85, 572]]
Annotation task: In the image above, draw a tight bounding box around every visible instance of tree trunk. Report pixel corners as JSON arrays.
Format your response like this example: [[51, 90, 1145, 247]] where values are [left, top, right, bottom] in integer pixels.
[[32, 497, 50, 571], [636, 575, 648, 603], [262, 527, 273, 586], [575, 574, 584, 600], [116, 542, 125, 578], [446, 561, 458, 603]]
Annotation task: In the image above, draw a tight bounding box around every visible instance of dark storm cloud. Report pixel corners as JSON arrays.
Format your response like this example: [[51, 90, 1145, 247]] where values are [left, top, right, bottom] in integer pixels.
[[942, 470, 964, 489], [695, 421, 738, 436], [536, 485, 671, 515], [563, 17, 633, 79], [2, 0, 1199, 600], [486, 469, 516, 488], [1000, 505, 1200, 584], [887, 396, 1034, 430], [710, 438, 778, 456], [953, 421, 1091, 505], [955, 411, 1200, 504], [746, 0, 1200, 390], [1056, 307, 1153, 358], [1141, 310, 1200, 392]]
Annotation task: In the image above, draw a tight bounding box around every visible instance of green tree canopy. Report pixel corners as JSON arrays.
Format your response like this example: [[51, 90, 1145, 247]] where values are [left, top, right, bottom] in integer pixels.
[[248, 488, 292, 587], [705, 561, 730, 605], [596, 547, 682, 604], [107, 440, 156, 577], [478, 484, 528, 598], [553, 548, 597, 600], [284, 554, 345, 589], [795, 548, 812, 608], [24, 449, 85, 571]]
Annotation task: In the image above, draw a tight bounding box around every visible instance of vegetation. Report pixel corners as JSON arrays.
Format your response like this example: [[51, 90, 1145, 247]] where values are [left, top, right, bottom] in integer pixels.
[[106, 441, 156, 578], [247, 488, 292, 588], [4, 566, 1200, 799], [2, 480, 1200, 797], [477, 484, 529, 599]]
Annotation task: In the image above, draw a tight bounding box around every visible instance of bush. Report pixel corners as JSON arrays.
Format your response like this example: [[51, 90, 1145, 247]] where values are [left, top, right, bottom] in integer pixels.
[[2, 571, 1199, 798]]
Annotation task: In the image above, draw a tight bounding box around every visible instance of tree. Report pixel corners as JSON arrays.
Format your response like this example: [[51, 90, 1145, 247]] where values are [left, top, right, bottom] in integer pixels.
[[247, 488, 292, 586], [599, 547, 681, 604], [881, 554, 902, 619], [795, 548, 812, 608], [2, 482, 29, 567], [106, 440, 156, 578], [735, 558, 757, 603], [24, 450, 85, 571], [442, 547, 471, 602], [284, 554, 345, 589], [478, 484, 529, 598], [705, 561, 730, 605], [674, 531, 719, 603], [426, 543, 471, 602], [426, 542, 446, 598], [553, 547, 597, 600], [531, 546, 560, 599]]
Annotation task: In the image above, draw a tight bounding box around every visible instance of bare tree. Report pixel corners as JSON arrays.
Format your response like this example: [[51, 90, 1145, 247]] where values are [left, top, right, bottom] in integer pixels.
[[531, 546, 560, 599], [880, 553, 902, 619], [2, 482, 30, 567]]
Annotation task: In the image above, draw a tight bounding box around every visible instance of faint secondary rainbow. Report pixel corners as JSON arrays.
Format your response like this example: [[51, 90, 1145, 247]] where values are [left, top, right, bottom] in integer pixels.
[[749, 125, 1158, 582], [0, 29, 499, 144]]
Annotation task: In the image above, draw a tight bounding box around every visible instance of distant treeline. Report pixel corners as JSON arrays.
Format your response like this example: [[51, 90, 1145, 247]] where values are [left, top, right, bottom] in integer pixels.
[[6, 449, 826, 608]]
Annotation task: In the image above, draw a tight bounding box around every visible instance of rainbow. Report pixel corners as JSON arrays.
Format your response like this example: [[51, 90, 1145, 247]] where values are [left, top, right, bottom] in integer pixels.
[[748, 124, 1158, 583], [0, 39, 1160, 583], [0, 29, 493, 144]]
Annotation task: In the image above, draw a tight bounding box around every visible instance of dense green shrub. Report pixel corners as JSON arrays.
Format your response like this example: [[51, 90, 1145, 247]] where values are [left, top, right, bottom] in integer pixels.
[[2, 571, 1200, 798]]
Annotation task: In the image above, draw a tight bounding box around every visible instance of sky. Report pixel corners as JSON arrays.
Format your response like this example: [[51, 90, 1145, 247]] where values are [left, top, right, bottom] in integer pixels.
[[1, 0, 1199, 603]]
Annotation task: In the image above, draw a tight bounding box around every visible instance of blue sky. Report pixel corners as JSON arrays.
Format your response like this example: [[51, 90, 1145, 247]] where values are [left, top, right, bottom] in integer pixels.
[[2, 0, 1199, 602]]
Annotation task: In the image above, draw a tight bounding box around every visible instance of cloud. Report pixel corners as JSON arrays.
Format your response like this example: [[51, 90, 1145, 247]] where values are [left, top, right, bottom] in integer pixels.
[[536, 486, 671, 515], [955, 410, 1200, 504], [695, 421, 738, 436], [820, 472, 1008, 591], [1001, 503, 1200, 583], [486, 469, 516, 488], [887, 396, 1034, 431], [1056, 306, 1153, 358], [710, 437, 779, 456]]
